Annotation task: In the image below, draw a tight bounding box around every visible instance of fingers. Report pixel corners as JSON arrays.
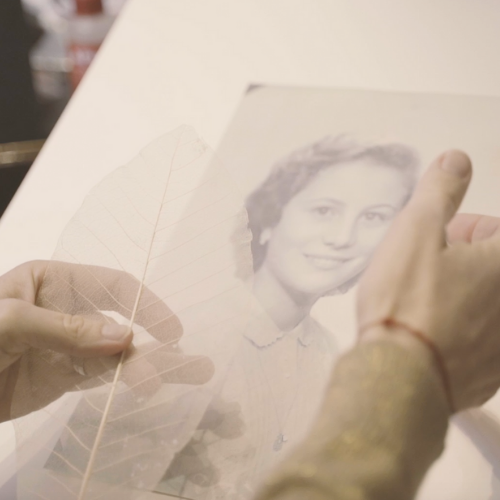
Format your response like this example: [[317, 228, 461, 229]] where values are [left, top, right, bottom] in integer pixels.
[[404, 150, 472, 240], [0, 260, 47, 302], [125, 348, 215, 386], [36, 263, 182, 344], [361, 150, 473, 285], [448, 214, 500, 244], [0, 299, 132, 362]]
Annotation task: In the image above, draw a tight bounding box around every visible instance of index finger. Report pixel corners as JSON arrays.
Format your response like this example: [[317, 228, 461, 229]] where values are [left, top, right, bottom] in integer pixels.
[[36, 262, 182, 345], [447, 214, 500, 244]]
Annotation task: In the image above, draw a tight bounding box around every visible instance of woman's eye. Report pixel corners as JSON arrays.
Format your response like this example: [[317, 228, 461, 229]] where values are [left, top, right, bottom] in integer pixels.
[[365, 212, 382, 220], [362, 212, 390, 224], [316, 207, 330, 215], [312, 206, 335, 217]]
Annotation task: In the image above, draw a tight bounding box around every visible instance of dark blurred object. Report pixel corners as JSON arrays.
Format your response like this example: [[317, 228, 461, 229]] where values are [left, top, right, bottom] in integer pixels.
[[0, 1, 46, 217], [0, 0, 42, 143], [0, 140, 44, 217]]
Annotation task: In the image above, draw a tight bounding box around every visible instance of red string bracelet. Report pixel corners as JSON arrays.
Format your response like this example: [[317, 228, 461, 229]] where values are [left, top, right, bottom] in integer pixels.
[[359, 317, 455, 414]]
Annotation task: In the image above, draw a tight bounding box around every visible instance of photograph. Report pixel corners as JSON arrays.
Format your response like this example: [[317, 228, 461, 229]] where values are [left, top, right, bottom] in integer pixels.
[[158, 85, 500, 500]]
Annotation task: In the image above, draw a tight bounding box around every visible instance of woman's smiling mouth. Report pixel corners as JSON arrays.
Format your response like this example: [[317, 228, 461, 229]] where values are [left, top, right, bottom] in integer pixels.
[[304, 254, 354, 270]]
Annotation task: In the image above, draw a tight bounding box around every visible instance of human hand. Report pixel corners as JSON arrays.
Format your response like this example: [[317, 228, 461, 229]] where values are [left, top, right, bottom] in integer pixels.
[[357, 150, 500, 412], [0, 260, 214, 422]]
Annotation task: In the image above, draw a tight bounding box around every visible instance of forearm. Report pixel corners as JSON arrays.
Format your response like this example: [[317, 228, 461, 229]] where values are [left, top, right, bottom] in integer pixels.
[[255, 340, 449, 500]]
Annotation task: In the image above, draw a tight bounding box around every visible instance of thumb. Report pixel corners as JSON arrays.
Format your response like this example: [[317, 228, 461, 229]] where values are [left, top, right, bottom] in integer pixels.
[[405, 150, 472, 244], [0, 299, 132, 362]]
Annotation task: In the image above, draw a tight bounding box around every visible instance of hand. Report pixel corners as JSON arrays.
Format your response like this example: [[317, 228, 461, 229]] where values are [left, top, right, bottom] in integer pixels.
[[357, 150, 500, 411], [0, 260, 214, 422]]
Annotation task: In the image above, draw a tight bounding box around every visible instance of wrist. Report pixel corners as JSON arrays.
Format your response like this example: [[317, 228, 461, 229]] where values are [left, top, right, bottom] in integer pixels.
[[359, 324, 433, 363], [358, 322, 452, 413]]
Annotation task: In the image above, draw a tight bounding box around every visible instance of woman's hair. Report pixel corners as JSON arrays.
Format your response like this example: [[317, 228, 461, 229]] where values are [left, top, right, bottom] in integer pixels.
[[246, 135, 420, 272]]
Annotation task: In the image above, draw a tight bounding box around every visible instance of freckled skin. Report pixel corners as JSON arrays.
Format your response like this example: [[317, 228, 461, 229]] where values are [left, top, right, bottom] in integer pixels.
[[259, 160, 410, 301]]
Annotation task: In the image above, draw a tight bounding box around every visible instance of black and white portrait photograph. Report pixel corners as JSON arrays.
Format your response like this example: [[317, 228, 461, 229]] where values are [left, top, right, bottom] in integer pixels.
[[155, 86, 500, 500]]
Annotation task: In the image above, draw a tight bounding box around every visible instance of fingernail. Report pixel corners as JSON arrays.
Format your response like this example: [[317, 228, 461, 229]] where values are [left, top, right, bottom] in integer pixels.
[[101, 324, 130, 341], [440, 150, 471, 178]]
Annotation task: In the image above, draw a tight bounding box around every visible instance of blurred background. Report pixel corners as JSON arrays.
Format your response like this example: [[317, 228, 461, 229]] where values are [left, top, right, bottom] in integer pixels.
[[0, 0, 127, 217]]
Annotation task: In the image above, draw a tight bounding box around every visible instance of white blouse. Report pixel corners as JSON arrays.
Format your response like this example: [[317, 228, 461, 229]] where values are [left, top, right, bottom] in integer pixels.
[[157, 301, 338, 499]]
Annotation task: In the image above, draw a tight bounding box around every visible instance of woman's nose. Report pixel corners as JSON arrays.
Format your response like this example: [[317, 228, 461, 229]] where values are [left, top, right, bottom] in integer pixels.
[[323, 218, 356, 249]]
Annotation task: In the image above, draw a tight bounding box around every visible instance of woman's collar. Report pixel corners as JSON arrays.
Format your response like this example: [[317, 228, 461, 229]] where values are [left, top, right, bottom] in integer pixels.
[[243, 310, 316, 348]]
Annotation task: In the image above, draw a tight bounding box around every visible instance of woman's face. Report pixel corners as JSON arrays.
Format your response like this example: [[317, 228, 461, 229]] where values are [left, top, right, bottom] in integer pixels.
[[260, 160, 410, 300]]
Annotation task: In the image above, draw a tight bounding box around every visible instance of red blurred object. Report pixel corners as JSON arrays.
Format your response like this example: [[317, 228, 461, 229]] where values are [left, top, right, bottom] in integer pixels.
[[68, 0, 114, 90], [76, 0, 104, 15]]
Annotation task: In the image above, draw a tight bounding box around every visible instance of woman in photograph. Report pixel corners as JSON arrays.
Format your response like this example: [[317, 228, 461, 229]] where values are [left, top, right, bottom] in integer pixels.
[[163, 136, 421, 500], [246, 135, 419, 336]]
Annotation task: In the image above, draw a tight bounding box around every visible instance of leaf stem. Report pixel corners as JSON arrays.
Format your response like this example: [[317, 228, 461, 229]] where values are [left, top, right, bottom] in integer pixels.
[[77, 127, 185, 499]]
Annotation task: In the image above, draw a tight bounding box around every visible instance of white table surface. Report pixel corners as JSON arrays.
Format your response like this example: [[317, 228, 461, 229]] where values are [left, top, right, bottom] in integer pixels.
[[2, 0, 500, 497]]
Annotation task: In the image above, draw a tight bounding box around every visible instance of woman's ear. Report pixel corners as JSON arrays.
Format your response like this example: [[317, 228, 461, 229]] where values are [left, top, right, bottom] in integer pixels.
[[259, 228, 272, 246]]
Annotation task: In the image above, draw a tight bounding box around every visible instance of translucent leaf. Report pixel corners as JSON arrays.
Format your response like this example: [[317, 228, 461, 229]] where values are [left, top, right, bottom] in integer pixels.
[[12, 126, 253, 500]]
